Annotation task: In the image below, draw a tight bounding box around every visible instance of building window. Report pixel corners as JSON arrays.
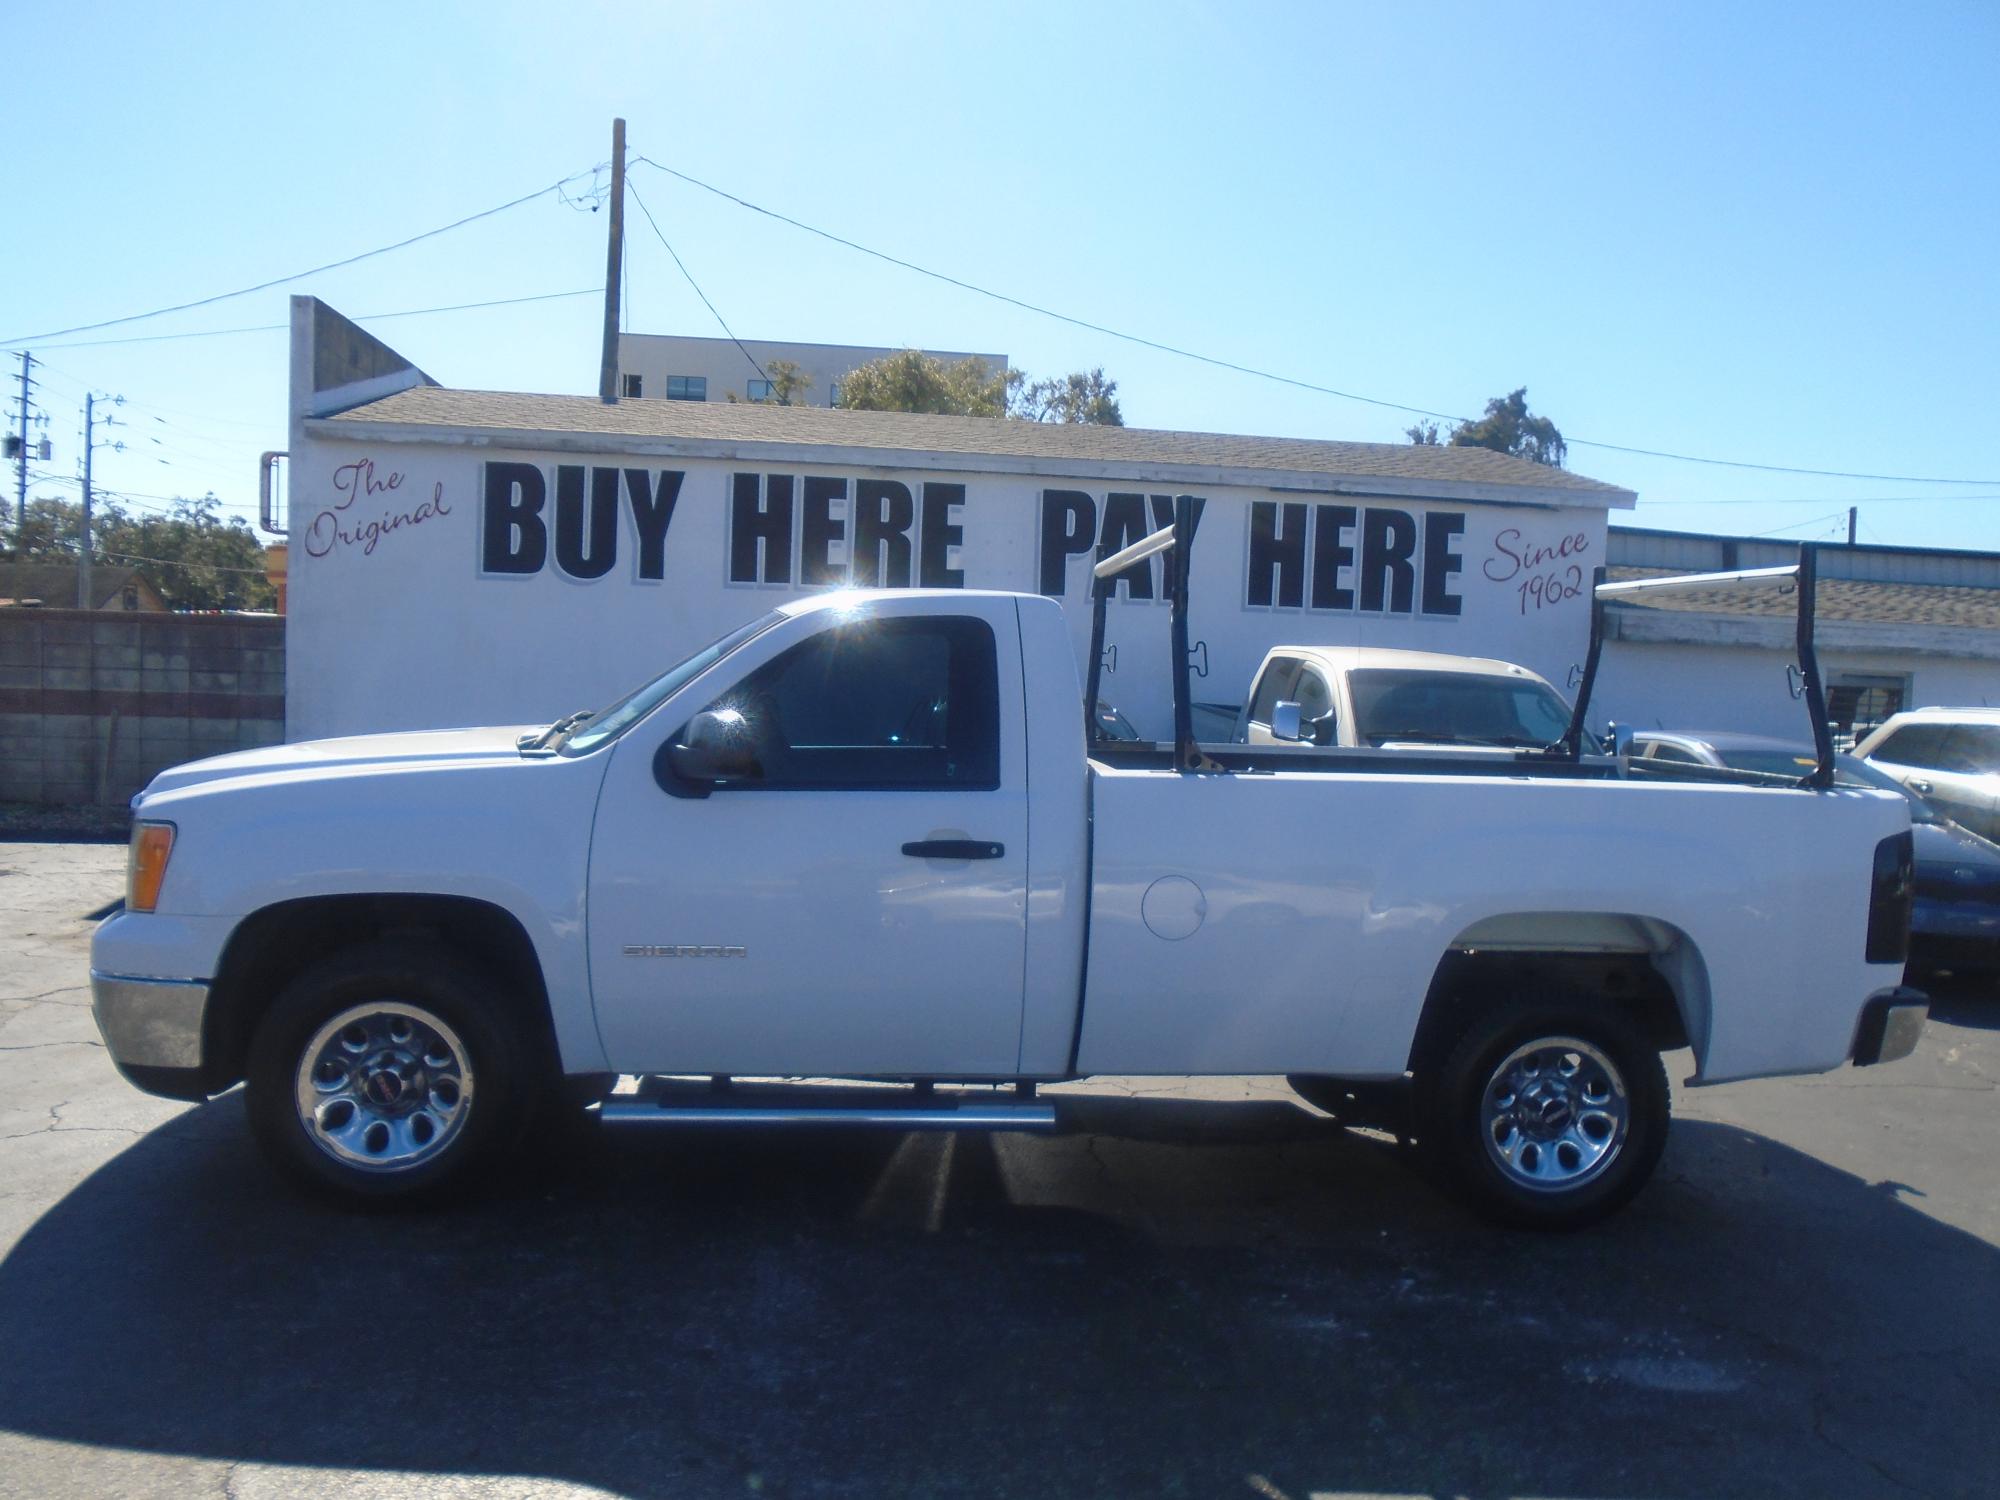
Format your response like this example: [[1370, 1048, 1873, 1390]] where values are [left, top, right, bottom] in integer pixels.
[[622, 374, 643, 398], [666, 376, 708, 402], [1829, 674, 1908, 742], [746, 378, 774, 402]]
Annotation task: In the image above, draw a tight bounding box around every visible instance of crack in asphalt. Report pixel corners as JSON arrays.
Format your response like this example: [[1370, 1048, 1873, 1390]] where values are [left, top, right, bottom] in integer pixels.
[[1811, 1388, 1941, 1498], [0, 1039, 103, 1051], [0, 1099, 148, 1143]]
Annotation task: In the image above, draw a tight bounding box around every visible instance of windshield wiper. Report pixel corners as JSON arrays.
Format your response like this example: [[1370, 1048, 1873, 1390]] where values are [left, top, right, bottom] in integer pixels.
[[519, 709, 595, 751]]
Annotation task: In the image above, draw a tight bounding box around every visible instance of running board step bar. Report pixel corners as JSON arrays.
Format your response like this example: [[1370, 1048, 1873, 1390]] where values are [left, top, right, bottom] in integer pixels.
[[597, 1079, 1059, 1132]]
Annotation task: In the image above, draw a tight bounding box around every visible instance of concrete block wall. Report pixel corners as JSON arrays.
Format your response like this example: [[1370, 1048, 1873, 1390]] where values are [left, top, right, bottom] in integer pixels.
[[0, 611, 284, 807]]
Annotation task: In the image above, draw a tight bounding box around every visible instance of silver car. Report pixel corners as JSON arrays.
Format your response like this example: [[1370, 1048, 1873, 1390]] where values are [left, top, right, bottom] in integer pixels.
[[1854, 709, 2000, 844]]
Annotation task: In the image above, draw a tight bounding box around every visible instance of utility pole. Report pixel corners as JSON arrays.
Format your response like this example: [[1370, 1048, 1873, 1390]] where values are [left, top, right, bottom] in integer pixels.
[[79, 394, 95, 610], [598, 117, 627, 403], [1847, 506, 1858, 546], [13, 352, 29, 549]]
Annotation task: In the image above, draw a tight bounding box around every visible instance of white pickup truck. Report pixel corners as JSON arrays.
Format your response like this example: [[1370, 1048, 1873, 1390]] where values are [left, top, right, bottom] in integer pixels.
[[90, 525, 1927, 1229]]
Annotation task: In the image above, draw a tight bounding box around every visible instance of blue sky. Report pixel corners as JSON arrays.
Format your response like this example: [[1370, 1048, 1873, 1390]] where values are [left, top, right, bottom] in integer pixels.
[[4, 1, 1996, 549]]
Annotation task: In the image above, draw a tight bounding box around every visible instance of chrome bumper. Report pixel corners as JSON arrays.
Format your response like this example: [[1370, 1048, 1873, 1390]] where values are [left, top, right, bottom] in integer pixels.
[[90, 971, 209, 1071], [1852, 986, 1928, 1067]]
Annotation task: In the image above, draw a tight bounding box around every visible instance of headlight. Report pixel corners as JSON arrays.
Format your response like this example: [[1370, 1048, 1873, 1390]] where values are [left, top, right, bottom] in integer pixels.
[[127, 821, 176, 913]]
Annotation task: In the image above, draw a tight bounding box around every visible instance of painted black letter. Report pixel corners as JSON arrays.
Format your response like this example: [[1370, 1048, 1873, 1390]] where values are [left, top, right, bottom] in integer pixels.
[[1311, 504, 1357, 611], [553, 466, 619, 580], [1359, 508, 1418, 613], [481, 462, 546, 574], [919, 483, 966, 588], [800, 476, 847, 585], [1098, 492, 1154, 598], [1247, 501, 1307, 609], [1038, 490, 1096, 596], [1421, 511, 1466, 616], [625, 469, 682, 581], [729, 473, 792, 584], [851, 479, 915, 587]]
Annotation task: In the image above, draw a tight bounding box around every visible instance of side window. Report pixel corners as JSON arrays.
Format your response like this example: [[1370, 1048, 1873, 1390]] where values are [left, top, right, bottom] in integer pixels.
[[1250, 658, 1301, 723], [1873, 724, 1949, 770], [1292, 668, 1334, 724], [1648, 744, 1702, 764], [1940, 725, 2000, 774], [705, 616, 999, 790]]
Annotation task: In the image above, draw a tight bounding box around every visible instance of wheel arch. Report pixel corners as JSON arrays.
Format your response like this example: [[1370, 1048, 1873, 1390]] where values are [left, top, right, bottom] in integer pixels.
[[202, 894, 560, 1096], [1407, 911, 1713, 1079]]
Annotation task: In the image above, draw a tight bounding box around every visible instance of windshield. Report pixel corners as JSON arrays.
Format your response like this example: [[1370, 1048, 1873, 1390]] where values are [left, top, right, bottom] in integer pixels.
[[1348, 669, 1572, 748], [560, 612, 785, 756]]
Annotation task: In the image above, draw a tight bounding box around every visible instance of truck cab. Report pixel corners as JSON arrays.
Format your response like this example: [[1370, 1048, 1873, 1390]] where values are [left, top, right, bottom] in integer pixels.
[[1240, 645, 1574, 751]]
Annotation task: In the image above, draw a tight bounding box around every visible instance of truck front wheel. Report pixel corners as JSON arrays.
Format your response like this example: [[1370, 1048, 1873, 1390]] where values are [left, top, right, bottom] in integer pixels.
[[1419, 998, 1669, 1231], [244, 940, 533, 1204]]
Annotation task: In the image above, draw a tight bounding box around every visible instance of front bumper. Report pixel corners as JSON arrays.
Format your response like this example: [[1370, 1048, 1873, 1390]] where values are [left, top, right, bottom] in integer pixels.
[[90, 971, 213, 1100], [1851, 987, 1929, 1067]]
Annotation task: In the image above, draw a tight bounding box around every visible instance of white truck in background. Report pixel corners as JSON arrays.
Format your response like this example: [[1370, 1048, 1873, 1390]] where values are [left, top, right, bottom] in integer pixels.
[[89, 520, 1927, 1229], [1237, 645, 1574, 751]]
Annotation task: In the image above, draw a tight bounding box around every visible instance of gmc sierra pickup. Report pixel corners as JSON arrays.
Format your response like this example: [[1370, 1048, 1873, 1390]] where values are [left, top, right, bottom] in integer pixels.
[[90, 524, 1927, 1229]]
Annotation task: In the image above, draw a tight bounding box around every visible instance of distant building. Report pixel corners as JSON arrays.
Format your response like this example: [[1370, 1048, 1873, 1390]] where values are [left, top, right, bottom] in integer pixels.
[[614, 334, 1009, 408], [0, 564, 167, 612], [1597, 527, 2000, 742]]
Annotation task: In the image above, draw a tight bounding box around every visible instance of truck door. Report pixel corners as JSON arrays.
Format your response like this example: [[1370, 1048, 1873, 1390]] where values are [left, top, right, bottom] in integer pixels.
[[584, 597, 1030, 1077]]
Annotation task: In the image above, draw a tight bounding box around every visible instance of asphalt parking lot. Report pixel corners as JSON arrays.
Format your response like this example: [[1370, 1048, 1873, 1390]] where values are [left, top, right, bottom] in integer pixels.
[[1, 840, 1995, 1500]]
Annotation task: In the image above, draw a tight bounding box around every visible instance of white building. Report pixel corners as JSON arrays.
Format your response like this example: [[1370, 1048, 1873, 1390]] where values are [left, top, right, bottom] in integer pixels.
[[614, 333, 1009, 408], [1596, 527, 2000, 742], [281, 299, 1632, 741]]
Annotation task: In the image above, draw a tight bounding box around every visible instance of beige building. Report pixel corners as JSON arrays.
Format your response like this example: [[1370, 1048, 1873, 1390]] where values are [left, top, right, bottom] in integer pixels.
[[614, 334, 1008, 408]]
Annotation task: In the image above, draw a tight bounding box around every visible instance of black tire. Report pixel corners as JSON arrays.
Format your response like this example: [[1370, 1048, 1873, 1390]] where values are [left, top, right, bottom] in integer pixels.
[[244, 939, 538, 1206], [1416, 996, 1669, 1231]]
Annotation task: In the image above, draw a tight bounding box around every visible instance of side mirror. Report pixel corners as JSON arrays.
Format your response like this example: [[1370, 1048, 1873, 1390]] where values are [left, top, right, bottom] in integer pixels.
[[1606, 721, 1634, 756], [1309, 713, 1337, 747], [1270, 701, 1303, 742], [661, 708, 761, 792]]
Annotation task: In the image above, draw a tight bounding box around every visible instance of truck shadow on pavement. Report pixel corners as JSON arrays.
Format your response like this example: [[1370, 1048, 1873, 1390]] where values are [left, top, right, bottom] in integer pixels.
[[0, 1096, 1994, 1500]]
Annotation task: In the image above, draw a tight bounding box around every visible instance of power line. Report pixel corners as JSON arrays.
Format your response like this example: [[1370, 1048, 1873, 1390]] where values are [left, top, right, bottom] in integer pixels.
[[0, 166, 604, 347], [626, 180, 769, 386], [1639, 493, 2000, 507], [633, 156, 2000, 488], [26, 286, 602, 351]]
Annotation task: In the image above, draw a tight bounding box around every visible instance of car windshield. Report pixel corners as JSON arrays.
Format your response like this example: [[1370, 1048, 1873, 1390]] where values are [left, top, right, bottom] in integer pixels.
[[1348, 669, 1572, 748], [560, 612, 785, 756]]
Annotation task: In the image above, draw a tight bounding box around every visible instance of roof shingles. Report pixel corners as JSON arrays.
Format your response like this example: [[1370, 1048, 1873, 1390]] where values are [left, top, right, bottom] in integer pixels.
[[320, 387, 1635, 501]]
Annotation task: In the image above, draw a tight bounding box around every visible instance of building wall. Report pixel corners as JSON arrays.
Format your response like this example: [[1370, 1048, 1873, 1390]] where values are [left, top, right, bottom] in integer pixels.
[[615, 335, 1009, 408], [283, 431, 1609, 742], [1592, 638, 2000, 740], [0, 611, 285, 807]]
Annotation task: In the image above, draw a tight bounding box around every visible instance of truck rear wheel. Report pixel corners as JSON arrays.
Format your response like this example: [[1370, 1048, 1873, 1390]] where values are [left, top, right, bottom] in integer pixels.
[[244, 940, 533, 1205], [1418, 997, 1668, 1230]]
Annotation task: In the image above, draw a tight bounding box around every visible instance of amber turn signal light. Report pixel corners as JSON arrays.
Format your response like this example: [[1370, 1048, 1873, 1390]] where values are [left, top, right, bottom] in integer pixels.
[[128, 822, 176, 913]]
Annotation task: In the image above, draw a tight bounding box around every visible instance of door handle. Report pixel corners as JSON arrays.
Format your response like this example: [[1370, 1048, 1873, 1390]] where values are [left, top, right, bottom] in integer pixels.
[[1910, 779, 1933, 795], [902, 839, 1005, 860]]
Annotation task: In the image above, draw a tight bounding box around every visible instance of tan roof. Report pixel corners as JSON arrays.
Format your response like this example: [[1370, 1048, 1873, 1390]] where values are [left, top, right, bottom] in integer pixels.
[[1607, 565, 2000, 631], [316, 388, 1636, 506]]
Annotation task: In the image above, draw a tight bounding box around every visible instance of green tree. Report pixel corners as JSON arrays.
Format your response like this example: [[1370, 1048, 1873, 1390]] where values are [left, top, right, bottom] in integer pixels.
[[834, 350, 1125, 425], [725, 358, 813, 406], [1014, 367, 1124, 426], [835, 350, 1015, 417], [1417, 387, 1566, 467], [9, 493, 276, 611]]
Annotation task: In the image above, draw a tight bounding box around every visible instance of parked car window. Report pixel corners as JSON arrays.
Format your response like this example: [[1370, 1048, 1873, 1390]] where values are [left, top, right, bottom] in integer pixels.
[[1645, 743, 1704, 764], [1939, 725, 2000, 774], [1249, 658, 1301, 723], [1347, 670, 1571, 748], [704, 616, 999, 790], [562, 611, 785, 756], [1870, 723, 1955, 770], [1292, 668, 1334, 726]]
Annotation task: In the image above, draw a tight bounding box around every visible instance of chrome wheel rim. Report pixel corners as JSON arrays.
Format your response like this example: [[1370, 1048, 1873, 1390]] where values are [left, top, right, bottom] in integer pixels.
[[1479, 1035, 1629, 1193], [293, 1002, 474, 1173]]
